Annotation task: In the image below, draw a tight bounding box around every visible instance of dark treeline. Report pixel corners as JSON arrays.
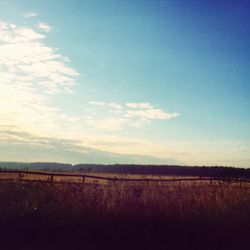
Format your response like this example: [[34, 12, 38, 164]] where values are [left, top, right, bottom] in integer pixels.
[[75, 164, 250, 179], [0, 162, 72, 171], [0, 161, 250, 179]]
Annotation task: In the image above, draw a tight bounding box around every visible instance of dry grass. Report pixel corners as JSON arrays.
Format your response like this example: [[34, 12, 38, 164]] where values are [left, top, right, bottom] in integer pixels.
[[0, 174, 250, 250], [0, 178, 250, 220], [0, 172, 250, 219]]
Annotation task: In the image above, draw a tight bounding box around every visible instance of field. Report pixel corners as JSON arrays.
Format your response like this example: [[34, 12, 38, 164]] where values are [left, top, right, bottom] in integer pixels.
[[0, 171, 250, 250], [0, 170, 207, 184]]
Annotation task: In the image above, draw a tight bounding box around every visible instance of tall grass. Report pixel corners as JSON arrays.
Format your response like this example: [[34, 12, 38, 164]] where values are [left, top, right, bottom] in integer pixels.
[[0, 180, 249, 249]]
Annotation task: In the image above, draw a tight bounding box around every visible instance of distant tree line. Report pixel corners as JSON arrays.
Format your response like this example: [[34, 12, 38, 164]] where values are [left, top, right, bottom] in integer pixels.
[[0, 162, 72, 172], [0, 162, 249, 179], [74, 164, 250, 179]]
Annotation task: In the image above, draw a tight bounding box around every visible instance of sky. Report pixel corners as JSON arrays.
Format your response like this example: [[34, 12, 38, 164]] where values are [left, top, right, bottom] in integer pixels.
[[0, 0, 249, 167]]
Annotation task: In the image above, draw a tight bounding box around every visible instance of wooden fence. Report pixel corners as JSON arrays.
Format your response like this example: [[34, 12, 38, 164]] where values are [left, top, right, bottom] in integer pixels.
[[0, 169, 250, 188]]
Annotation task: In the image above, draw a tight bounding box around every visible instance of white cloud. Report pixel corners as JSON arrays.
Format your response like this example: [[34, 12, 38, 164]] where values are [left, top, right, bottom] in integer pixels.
[[0, 22, 44, 44], [36, 22, 52, 32], [108, 102, 123, 110], [126, 102, 154, 109], [87, 101, 179, 130], [124, 102, 180, 120], [23, 12, 38, 18], [0, 20, 80, 139], [125, 108, 179, 120], [89, 101, 106, 106], [89, 101, 123, 110], [0, 21, 78, 95]]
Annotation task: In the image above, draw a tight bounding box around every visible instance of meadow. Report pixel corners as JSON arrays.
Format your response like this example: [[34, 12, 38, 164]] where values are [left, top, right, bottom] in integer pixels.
[[0, 171, 250, 250]]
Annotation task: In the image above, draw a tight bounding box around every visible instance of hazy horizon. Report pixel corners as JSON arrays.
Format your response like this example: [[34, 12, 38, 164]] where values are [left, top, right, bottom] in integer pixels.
[[0, 1, 249, 167]]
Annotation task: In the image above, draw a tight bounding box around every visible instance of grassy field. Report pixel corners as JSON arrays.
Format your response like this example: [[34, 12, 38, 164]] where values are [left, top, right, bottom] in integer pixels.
[[0, 170, 249, 186], [0, 172, 250, 250]]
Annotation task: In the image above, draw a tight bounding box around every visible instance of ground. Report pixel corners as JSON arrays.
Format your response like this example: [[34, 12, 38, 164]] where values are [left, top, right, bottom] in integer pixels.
[[0, 171, 250, 250]]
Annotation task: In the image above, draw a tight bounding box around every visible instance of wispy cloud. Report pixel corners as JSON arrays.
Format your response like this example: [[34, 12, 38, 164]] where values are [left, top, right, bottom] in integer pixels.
[[125, 108, 179, 120], [107, 103, 123, 110], [0, 20, 79, 140], [36, 22, 52, 32], [23, 12, 38, 18], [89, 101, 123, 110], [0, 21, 78, 94], [0, 20, 177, 140], [88, 101, 179, 130], [89, 101, 106, 106], [126, 102, 154, 109]]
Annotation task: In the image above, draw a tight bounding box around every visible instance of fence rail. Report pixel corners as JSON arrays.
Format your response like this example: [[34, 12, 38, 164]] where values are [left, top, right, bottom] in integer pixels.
[[0, 169, 250, 187]]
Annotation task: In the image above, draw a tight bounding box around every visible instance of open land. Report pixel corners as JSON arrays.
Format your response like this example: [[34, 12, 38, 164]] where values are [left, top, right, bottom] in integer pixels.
[[0, 169, 250, 250]]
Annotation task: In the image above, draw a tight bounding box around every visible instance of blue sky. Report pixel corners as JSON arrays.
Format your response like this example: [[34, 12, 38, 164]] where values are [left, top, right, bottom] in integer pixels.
[[0, 0, 249, 167]]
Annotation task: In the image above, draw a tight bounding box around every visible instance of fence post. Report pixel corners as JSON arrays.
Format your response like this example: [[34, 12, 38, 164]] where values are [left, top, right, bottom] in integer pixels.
[[82, 175, 85, 184], [18, 172, 22, 182], [210, 179, 212, 185], [50, 175, 54, 183], [239, 179, 242, 188]]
